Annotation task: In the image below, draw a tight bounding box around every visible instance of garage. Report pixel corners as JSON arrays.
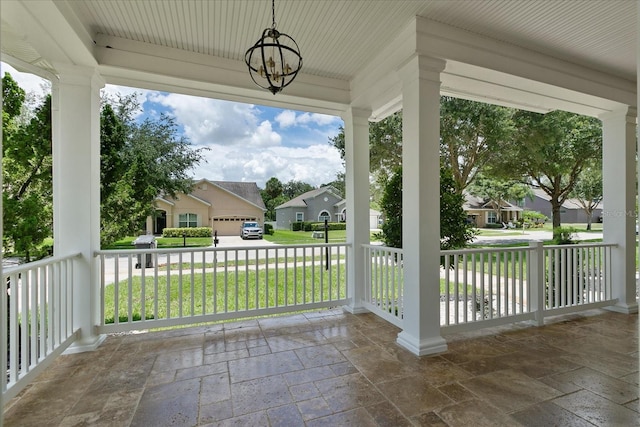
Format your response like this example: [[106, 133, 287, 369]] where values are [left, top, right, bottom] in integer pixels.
[[212, 217, 258, 236]]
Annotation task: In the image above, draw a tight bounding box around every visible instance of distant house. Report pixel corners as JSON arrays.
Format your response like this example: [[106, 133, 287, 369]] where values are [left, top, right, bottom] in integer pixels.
[[275, 187, 345, 230], [464, 193, 523, 227], [147, 179, 266, 236], [522, 188, 603, 224]]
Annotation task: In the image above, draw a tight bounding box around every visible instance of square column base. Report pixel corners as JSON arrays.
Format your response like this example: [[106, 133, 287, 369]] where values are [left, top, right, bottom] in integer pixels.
[[397, 331, 447, 356], [605, 302, 638, 315], [63, 334, 107, 354], [343, 304, 369, 315]]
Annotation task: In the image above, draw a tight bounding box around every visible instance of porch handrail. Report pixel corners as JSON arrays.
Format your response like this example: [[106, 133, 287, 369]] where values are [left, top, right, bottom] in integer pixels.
[[2, 253, 81, 402], [363, 241, 619, 333], [95, 243, 350, 333]]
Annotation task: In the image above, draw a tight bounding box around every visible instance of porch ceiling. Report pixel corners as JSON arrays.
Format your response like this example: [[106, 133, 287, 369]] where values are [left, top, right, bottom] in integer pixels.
[[1, 0, 636, 117]]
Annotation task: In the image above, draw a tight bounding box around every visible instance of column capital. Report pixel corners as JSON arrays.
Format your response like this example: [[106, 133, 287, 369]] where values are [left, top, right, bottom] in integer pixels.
[[598, 106, 636, 123], [397, 54, 446, 84], [56, 64, 105, 90], [341, 107, 371, 123]]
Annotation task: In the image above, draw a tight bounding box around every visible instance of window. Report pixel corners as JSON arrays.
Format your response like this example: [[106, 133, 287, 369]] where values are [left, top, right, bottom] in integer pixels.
[[318, 211, 331, 222], [179, 213, 198, 227], [487, 211, 497, 224], [295, 212, 304, 222]]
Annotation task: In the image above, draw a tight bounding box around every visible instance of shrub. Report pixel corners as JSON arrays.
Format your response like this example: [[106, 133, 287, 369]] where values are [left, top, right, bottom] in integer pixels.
[[292, 222, 304, 231], [553, 226, 577, 245], [264, 223, 274, 235], [162, 227, 212, 238]]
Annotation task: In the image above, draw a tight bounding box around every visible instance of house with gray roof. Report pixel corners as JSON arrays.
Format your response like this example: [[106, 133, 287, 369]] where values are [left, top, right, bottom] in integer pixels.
[[522, 188, 603, 224], [147, 179, 266, 236], [275, 187, 345, 230]]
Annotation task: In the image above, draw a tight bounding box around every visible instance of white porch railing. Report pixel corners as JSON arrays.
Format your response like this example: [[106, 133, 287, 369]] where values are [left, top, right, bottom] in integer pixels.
[[362, 245, 404, 327], [95, 243, 349, 333], [2, 254, 80, 401], [364, 242, 617, 333]]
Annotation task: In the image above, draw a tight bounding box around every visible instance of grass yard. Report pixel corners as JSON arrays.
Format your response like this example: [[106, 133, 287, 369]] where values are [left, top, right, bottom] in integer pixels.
[[104, 263, 346, 324]]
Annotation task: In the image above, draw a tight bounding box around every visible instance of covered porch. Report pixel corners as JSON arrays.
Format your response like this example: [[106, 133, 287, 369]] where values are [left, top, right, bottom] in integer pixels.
[[4, 308, 637, 426], [2, 1, 640, 424]]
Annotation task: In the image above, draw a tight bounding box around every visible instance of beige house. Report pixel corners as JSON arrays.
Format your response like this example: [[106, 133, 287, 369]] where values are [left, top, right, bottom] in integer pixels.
[[464, 193, 523, 228], [147, 179, 266, 236]]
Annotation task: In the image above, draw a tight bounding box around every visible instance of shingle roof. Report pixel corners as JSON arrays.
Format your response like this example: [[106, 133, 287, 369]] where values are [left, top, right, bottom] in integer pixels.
[[205, 180, 266, 209], [275, 187, 342, 209]]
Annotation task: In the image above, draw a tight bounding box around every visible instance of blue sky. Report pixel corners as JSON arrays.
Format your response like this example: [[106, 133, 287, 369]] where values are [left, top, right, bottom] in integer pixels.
[[2, 62, 344, 188]]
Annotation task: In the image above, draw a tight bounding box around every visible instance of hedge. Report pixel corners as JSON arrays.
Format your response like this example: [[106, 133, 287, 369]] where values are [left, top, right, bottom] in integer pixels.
[[292, 221, 346, 232], [162, 227, 212, 238], [264, 223, 274, 235]]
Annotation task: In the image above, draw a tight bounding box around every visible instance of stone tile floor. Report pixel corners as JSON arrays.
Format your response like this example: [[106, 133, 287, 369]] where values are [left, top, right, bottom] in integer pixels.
[[3, 308, 638, 426]]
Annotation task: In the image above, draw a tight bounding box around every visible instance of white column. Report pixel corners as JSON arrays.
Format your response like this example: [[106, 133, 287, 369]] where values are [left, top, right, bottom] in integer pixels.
[[53, 66, 106, 352], [396, 55, 447, 356], [342, 107, 371, 314], [601, 107, 638, 315]]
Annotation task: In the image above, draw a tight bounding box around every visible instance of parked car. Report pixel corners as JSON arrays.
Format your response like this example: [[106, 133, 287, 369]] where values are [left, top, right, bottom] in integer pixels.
[[240, 221, 263, 239]]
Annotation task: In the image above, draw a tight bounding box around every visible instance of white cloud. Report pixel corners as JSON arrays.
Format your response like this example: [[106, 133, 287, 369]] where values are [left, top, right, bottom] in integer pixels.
[[275, 110, 340, 129], [189, 142, 343, 188], [1, 62, 50, 96]]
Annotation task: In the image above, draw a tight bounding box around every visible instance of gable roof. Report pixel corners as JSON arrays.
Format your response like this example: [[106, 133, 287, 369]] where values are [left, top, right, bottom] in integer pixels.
[[196, 179, 266, 210], [530, 188, 603, 210], [463, 192, 522, 212], [275, 187, 343, 210]]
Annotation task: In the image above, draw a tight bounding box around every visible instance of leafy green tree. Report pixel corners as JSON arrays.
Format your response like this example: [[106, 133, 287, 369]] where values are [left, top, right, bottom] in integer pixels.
[[282, 180, 314, 199], [100, 94, 207, 245], [380, 167, 475, 253], [260, 177, 286, 220], [467, 174, 532, 225], [570, 162, 602, 230], [2, 78, 52, 261], [440, 96, 515, 193], [493, 110, 602, 238]]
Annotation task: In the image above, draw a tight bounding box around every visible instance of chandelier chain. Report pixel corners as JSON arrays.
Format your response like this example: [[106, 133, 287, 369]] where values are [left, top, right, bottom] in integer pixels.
[[271, 0, 276, 29]]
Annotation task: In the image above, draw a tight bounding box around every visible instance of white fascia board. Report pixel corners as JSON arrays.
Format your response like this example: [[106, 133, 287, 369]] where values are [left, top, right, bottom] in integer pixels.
[[95, 35, 350, 116], [186, 194, 211, 207], [155, 197, 175, 206], [351, 16, 634, 121], [5, 0, 97, 69], [414, 17, 635, 109]]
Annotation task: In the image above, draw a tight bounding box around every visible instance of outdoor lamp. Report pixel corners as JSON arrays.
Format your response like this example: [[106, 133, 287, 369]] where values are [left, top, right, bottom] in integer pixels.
[[245, 0, 303, 95]]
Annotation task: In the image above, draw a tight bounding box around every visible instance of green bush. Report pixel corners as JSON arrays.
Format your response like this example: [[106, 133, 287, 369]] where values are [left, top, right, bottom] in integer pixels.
[[485, 223, 504, 229], [308, 222, 346, 231], [553, 226, 576, 245], [162, 227, 212, 238], [292, 222, 304, 231], [264, 223, 274, 235]]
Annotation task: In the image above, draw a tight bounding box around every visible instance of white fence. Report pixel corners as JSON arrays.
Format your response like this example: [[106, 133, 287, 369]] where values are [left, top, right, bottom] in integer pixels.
[[364, 242, 617, 333], [2, 254, 79, 401], [95, 243, 349, 333]]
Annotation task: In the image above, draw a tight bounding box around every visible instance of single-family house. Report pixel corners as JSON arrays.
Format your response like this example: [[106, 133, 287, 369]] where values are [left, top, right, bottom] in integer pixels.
[[522, 188, 603, 224], [275, 187, 344, 229], [147, 179, 266, 236], [464, 193, 523, 227]]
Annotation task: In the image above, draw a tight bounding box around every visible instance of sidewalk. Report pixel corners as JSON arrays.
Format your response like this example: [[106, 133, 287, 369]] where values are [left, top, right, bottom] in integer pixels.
[[472, 229, 603, 245]]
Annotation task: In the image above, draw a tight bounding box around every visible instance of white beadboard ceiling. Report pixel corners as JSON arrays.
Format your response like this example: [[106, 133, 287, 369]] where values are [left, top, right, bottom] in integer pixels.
[[60, 0, 635, 82]]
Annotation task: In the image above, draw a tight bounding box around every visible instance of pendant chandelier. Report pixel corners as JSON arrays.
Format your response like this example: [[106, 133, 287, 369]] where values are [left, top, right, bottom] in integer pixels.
[[244, 0, 303, 95]]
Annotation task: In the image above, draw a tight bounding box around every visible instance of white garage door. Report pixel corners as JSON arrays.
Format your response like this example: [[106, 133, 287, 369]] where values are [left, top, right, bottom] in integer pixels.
[[212, 217, 257, 236]]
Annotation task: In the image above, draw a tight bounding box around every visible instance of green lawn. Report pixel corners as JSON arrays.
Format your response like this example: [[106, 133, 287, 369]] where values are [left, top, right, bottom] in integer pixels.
[[104, 263, 346, 323]]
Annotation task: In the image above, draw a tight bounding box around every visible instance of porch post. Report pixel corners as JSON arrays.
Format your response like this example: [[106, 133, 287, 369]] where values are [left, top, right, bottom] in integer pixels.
[[601, 107, 638, 315], [396, 55, 447, 355], [343, 107, 371, 314], [53, 66, 106, 351]]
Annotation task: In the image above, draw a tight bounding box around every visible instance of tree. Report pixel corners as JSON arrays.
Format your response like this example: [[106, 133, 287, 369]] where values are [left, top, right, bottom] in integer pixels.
[[380, 167, 475, 253], [440, 97, 515, 193], [2, 75, 53, 261], [570, 162, 603, 230], [467, 174, 532, 225], [260, 177, 286, 221], [493, 110, 602, 238], [100, 94, 207, 245], [282, 180, 314, 199]]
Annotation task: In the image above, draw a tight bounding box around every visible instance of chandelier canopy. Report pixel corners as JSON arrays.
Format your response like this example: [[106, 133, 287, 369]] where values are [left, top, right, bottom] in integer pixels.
[[244, 0, 303, 95]]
